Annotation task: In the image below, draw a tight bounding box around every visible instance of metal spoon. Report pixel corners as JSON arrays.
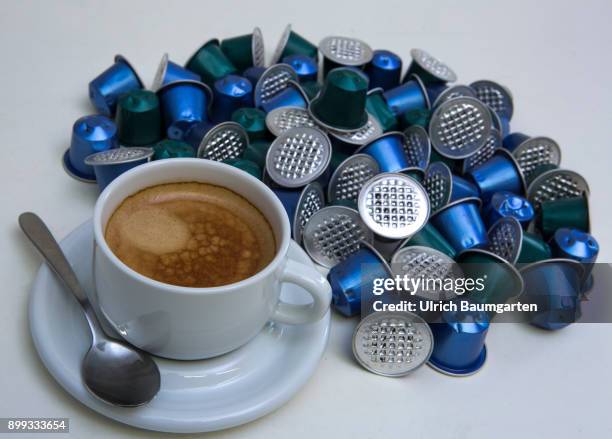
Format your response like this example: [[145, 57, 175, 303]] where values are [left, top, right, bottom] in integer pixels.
[[19, 212, 161, 407]]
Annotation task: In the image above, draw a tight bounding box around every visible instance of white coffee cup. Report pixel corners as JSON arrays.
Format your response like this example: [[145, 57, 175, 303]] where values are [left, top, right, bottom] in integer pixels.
[[92, 158, 331, 360]]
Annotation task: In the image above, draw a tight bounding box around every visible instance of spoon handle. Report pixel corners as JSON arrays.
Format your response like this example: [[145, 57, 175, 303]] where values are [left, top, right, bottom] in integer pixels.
[[19, 212, 92, 310]]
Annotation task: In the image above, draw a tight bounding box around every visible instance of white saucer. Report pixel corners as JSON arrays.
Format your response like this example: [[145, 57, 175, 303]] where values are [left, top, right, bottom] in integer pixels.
[[28, 220, 331, 433]]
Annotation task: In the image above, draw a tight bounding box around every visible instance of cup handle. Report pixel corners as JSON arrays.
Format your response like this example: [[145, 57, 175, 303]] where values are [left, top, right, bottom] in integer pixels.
[[271, 259, 332, 325]]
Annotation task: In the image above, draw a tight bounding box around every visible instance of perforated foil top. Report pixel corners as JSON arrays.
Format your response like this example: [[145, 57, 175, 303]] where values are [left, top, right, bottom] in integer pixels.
[[432, 84, 477, 108], [197, 122, 248, 161], [390, 245, 463, 301], [410, 48, 457, 83], [251, 27, 266, 67], [328, 154, 380, 204], [512, 137, 562, 181], [303, 206, 373, 268], [270, 24, 292, 64], [84, 147, 153, 165], [151, 53, 169, 92], [527, 169, 590, 211], [461, 128, 502, 174], [265, 106, 316, 137], [358, 173, 430, 239], [328, 113, 383, 146], [423, 162, 452, 213], [487, 217, 523, 264], [403, 126, 431, 170], [352, 311, 434, 377], [471, 80, 514, 120], [293, 182, 325, 244], [428, 97, 492, 159], [319, 36, 373, 66], [266, 126, 332, 188], [254, 64, 298, 108]]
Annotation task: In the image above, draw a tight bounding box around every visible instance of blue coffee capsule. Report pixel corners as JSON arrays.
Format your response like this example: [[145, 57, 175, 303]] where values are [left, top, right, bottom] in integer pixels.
[[84, 147, 154, 191], [423, 162, 479, 213], [261, 81, 309, 113], [519, 259, 584, 330], [429, 84, 477, 108], [157, 80, 212, 140], [483, 191, 535, 228], [210, 75, 253, 123], [327, 241, 392, 317], [383, 75, 430, 117], [431, 197, 488, 253], [354, 132, 410, 172], [63, 115, 118, 183], [364, 50, 402, 91], [468, 148, 527, 203], [428, 308, 489, 376], [243, 66, 266, 87], [503, 134, 562, 184], [550, 228, 599, 294], [271, 182, 325, 243], [151, 53, 200, 91], [88, 55, 143, 116], [404, 49, 457, 85], [183, 120, 214, 149], [282, 54, 318, 83]]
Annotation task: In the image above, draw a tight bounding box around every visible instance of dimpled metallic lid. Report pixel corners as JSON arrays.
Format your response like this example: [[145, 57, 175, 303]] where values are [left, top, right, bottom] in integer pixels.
[[328, 154, 380, 204], [151, 53, 170, 92], [428, 97, 492, 159], [319, 36, 373, 66], [251, 26, 266, 67], [512, 137, 562, 181], [403, 126, 431, 170], [461, 128, 502, 174], [486, 217, 523, 264], [265, 106, 316, 137], [254, 64, 299, 108], [432, 84, 477, 108], [390, 245, 463, 301], [358, 173, 430, 240], [84, 147, 154, 165], [352, 311, 434, 377], [303, 206, 373, 268], [270, 24, 292, 65], [197, 122, 248, 161], [266, 126, 332, 188], [527, 169, 590, 211], [423, 162, 452, 213], [293, 182, 325, 244], [470, 80, 514, 120], [328, 113, 383, 146], [410, 49, 457, 83]]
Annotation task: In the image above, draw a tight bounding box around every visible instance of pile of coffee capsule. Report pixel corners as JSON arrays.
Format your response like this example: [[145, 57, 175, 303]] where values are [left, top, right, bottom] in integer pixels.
[[64, 25, 599, 378]]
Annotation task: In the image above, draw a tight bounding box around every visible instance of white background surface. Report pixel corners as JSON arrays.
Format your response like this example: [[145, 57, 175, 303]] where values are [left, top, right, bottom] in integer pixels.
[[1, 0, 611, 437]]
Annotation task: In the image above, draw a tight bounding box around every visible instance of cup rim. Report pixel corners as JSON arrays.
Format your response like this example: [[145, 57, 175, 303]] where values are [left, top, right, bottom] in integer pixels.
[[93, 158, 291, 296]]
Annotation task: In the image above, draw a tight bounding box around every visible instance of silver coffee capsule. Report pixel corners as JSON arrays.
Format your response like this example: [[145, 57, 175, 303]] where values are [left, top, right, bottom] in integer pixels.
[[319, 36, 374, 67], [196, 121, 248, 161], [512, 137, 562, 182], [328, 113, 383, 146], [293, 182, 326, 244], [358, 173, 430, 240], [265, 126, 332, 188], [432, 84, 477, 108], [254, 64, 299, 108], [486, 216, 523, 264], [461, 128, 502, 174], [402, 125, 431, 170], [327, 154, 380, 205], [422, 162, 452, 213], [527, 169, 590, 211], [408, 48, 458, 83], [265, 106, 316, 137], [390, 245, 463, 301], [303, 206, 374, 268], [352, 311, 434, 377], [85, 147, 154, 191], [428, 97, 492, 159], [470, 80, 514, 120]]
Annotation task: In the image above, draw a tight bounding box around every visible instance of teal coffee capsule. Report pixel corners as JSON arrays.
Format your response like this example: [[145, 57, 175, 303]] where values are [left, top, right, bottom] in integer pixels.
[[399, 223, 457, 259], [537, 195, 590, 239], [366, 88, 398, 132], [232, 107, 269, 141], [517, 232, 552, 264], [220, 27, 265, 72], [271, 24, 318, 64], [153, 139, 195, 160], [222, 158, 262, 179], [309, 68, 369, 132], [404, 49, 457, 85], [242, 139, 271, 168], [115, 90, 162, 146], [185, 39, 238, 87], [527, 169, 590, 213], [318, 36, 373, 76]]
